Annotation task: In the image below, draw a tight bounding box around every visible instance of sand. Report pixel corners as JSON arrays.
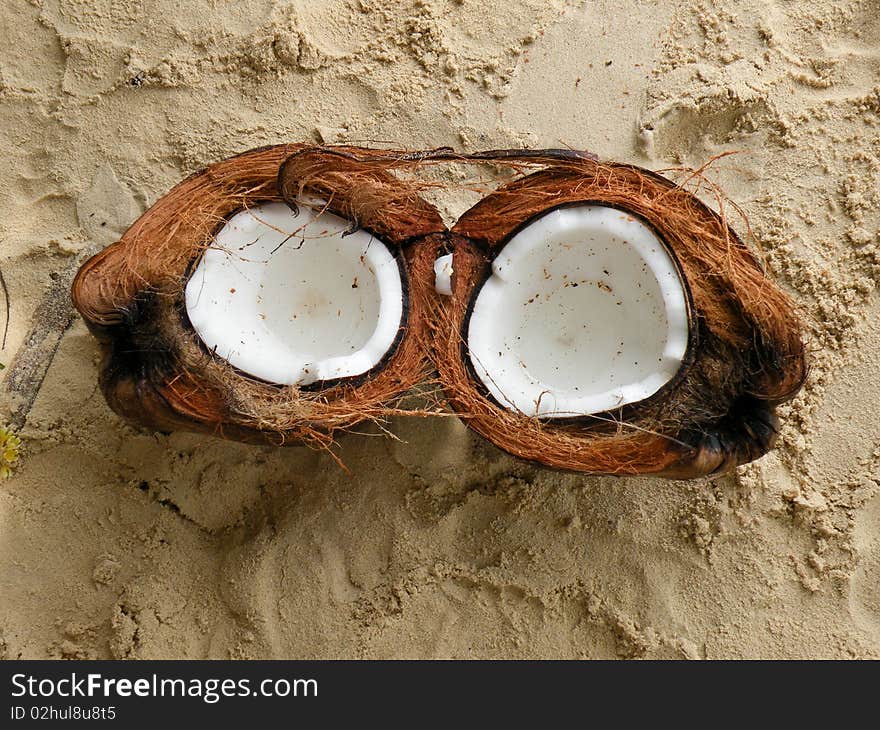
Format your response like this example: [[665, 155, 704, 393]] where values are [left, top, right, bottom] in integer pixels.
[[1, 0, 879, 659]]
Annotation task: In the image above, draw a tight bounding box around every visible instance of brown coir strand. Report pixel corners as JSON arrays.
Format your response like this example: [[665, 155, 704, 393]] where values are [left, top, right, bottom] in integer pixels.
[[71, 144, 807, 477]]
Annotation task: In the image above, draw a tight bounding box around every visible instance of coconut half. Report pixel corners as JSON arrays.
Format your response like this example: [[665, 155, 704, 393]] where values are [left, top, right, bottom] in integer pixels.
[[185, 201, 405, 386], [465, 204, 690, 418], [71, 144, 442, 447], [434, 154, 805, 477]]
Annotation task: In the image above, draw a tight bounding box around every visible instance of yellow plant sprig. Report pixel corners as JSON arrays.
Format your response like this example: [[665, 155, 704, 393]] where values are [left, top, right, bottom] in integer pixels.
[[0, 427, 21, 479]]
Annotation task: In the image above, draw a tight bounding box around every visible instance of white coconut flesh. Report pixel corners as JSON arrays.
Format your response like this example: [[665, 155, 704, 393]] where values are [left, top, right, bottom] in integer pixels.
[[184, 201, 404, 386], [466, 205, 690, 418]]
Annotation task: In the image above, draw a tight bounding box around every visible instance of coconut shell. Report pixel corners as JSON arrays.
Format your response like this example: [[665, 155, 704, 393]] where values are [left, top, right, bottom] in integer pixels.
[[433, 155, 806, 477], [72, 144, 443, 448], [72, 144, 806, 477]]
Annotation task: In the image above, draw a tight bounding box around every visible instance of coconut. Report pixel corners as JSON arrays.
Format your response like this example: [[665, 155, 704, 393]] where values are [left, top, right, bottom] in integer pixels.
[[72, 144, 806, 477], [432, 152, 806, 477], [72, 144, 444, 450]]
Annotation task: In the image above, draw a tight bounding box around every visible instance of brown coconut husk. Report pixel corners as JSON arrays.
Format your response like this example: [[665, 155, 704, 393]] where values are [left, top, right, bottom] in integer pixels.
[[446, 168, 806, 476], [72, 144, 444, 450], [72, 144, 806, 477], [439, 155, 805, 477]]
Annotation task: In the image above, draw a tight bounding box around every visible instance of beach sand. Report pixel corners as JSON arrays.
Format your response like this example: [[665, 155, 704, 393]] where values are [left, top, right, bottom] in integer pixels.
[[1, 0, 879, 659]]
